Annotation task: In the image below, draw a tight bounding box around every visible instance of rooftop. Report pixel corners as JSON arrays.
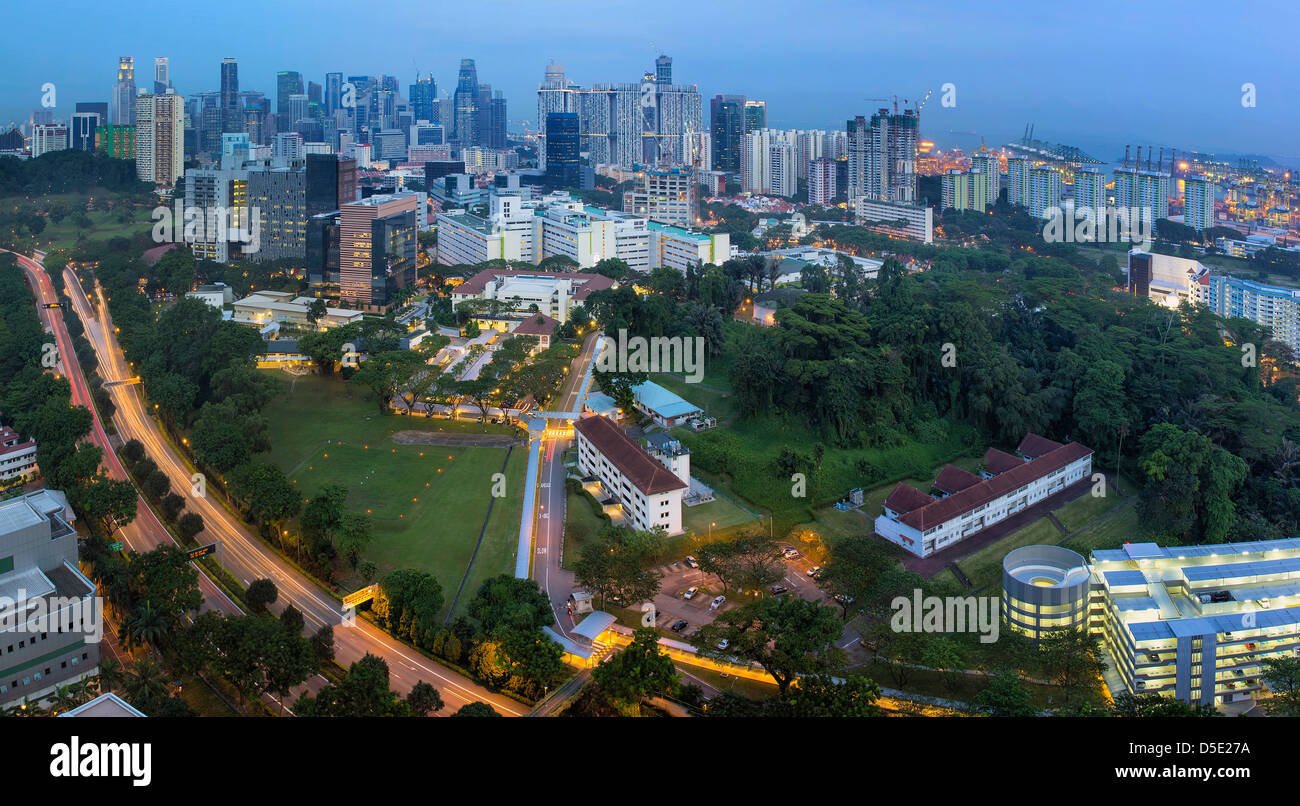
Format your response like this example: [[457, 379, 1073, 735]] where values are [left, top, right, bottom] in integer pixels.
[[574, 415, 688, 496]]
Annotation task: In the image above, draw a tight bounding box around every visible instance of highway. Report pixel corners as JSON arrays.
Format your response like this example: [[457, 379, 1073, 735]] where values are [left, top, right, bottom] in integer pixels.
[[40, 254, 525, 716], [7, 249, 242, 616]]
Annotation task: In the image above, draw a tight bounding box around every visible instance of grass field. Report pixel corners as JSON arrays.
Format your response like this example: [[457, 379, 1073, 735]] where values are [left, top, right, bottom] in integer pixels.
[[1052, 489, 1124, 532], [258, 372, 525, 616], [1065, 501, 1142, 554], [681, 485, 761, 535], [34, 202, 155, 253], [562, 487, 608, 570], [956, 518, 1065, 592]]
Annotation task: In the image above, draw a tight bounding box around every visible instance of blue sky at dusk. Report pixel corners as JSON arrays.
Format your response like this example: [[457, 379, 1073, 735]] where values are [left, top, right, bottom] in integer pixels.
[[3, 0, 1296, 163]]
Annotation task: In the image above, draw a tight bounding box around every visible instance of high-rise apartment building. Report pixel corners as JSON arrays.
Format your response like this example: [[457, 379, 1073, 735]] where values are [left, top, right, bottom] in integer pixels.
[[112, 57, 136, 126], [741, 128, 797, 198], [969, 151, 1001, 207], [808, 157, 836, 206], [1114, 166, 1171, 221], [941, 169, 990, 213], [1073, 165, 1106, 211], [1006, 156, 1031, 207], [96, 125, 135, 159], [1027, 166, 1062, 219], [623, 166, 697, 225], [135, 91, 184, 184], [1184, 176, 1216, 231], [846, 107, 919, 204], [537, 63, 579, 169]]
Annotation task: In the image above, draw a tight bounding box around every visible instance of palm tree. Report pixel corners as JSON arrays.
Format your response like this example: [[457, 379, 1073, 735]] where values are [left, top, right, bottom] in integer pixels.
[[126, 600, 169, 651], [95, 659, 125, 695], [49, 685, 77, 715], [123, 657, 168, 711]]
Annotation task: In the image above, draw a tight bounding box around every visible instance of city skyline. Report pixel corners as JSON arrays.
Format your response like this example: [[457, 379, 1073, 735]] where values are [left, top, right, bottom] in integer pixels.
[[1, 0, 1297, 164]]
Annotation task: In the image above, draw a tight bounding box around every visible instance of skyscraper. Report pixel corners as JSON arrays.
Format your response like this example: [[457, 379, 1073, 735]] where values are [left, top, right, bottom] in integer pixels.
[[135, 91, 185, 185], [221, 58, 241, 134], [537, 64, 579, 169], [655, 55, 672, 86], [277, 71, 304, 123], [325, 72, 343, 118], [970, 151, 1001, 207], [487, 91, 507, 150], [1073, 166, 1105, 211], [1006, 156, 1031, 207], [846, 107, 919, 204], [710, 94, 745, 175], [153, 57, 170, 95], [744, 100, 766, 133], [1184, 176, 1216, 232], [453, 59, 479, 146], [112, 57, 136, 127], [1114, 165, 1171, 221], [808, 157, 836, 206], [544, 112, 579, 190], [409, 75, 438, 124], [71, 102, 108, 152]]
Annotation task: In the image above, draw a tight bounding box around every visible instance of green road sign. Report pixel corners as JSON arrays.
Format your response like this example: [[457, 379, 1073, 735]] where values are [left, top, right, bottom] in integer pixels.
[[109, 541, 123, 551]]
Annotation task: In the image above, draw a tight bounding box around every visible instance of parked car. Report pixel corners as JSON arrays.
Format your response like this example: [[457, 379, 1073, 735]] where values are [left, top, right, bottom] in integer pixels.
[[782, 547, 801, 559], [682, 586, 699, 600], [710, 595, 726, 611], [684, 555, 699, 569], [770, 585, 788, 595], [716, 638, 730, 650], [670, 619, 688, 633], [807, 566, 823, 577]]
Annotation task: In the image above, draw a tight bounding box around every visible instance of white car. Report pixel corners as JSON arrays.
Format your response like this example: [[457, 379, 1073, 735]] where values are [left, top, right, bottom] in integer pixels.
[[684, 555, 699, 569], [710, 595, 726, 611], [682, 586, 699, 600], [716, 638, 730, 650], [782, 547, 801, 559]]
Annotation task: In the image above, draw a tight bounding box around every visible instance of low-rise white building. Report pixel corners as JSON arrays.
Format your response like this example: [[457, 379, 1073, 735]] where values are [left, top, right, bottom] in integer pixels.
[[185, 283, 234, 309], [574, 415, 687, 536], [451, 269, 615, 323], [230, 291, 364, 330], [875, 434, 1093, 558], [0, 426, 38, 481], [1126, 250, 1212, 308], [853, 198, 933, 244]]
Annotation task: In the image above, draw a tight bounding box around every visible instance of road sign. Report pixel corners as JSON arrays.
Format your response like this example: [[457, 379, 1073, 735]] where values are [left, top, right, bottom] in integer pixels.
[[187, 543, 217, 561], [343, 584, 378, 610], [43, 302, 65, 309], [109, 541, 123, 551]]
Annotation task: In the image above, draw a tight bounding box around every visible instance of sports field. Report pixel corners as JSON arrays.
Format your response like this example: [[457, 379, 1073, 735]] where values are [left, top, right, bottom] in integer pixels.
[[259, 372, 527, 615]]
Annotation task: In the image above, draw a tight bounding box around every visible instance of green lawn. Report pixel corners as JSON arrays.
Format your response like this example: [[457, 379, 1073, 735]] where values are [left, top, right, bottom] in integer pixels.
[[34, 203, 155, 253], [258, 372, 525, 617], [652, 372, 735, 421], [1066, 501, 1142, 555], [681, 485, 761, 536], [1052, 488, 1123, 532]]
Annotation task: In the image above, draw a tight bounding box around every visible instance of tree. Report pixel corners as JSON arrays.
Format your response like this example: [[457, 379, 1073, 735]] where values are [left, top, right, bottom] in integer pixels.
[[696, 532, 783, 593], [311, 624, 335, 663], [306, 298, 328, 326], [407, 681, 445, 716], [295, 654, 414, 717], [696, 597, 844, 695], [123, 656, 169, 712], [177, 512, 204, 541], [351, 350, 426, 413], [127, 545, 203, 628], [228, 462, 301, 539], [246, 578, 279, 613], [466, 575, 554, 633], [1111, 692, 1218, 717], [1038, 628, 1106, 706], [785, 675, 883, 717], [451, 701, 500, 717], [373, 569, 444, 650], [974, 675, 1038, 717], [1260, 657, 1300, 717], [591, 629, 680, 713], [573, 525, 663, 609], [280, 604, 305, 635]]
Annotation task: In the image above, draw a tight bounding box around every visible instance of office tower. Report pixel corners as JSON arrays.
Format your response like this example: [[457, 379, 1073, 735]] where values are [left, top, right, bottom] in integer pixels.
[[220, 58, 241, 134], [656, 54, 672, 86], [112, 57, 136, 126], [308, 81, 322, 109], [486, 90, 507, 150], [453, 59, 480, 145], [184, 163, 250, 262], [845, 107, 919, 204], [809, 157, 836, 206], [744, 100, 767, 133], [1184, 176, 1216, 232], [154, 57, 170, 95], [71, 102, 108, 151], [31, 123, 69, 157], [1006, 156, 1031, 207], [240, 91, 268, 145], [337, 194, 418, 308], [970, 151, 1001, 207], [1027, 166, 1062, 219], [1073, 166, 1105, 211], [544, 112, 579, 190], [0, 491, 99, 709], [537, 63, 579, 169], [97, 125, 135, 158], [325, 72, 343, 118], [135, 91, 185, 184], [409, 75, 437, 124], [288, 94, 309, 127], [1114, 165, 1171, 221], [710, 94, 745, 175], [277, 71, 304, 122]]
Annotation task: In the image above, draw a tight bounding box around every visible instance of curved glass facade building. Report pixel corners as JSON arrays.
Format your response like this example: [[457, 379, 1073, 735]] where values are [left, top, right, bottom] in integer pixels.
[[1002, 545, 1090, 639]]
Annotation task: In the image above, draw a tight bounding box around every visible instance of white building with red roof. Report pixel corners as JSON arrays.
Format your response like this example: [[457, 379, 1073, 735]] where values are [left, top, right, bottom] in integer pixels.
[[574, 415, 687, 535], [0, 426, 37, 482], [875, 433, 1093, 558]]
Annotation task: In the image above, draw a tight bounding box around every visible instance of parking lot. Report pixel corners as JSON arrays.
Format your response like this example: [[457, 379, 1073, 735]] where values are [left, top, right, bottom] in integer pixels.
[[641, 549, 833, 638]]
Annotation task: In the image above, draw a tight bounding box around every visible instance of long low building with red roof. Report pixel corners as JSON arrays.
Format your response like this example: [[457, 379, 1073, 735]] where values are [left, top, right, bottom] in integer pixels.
[[875, 433, 1094, 558], [574, 415, 688, 535]]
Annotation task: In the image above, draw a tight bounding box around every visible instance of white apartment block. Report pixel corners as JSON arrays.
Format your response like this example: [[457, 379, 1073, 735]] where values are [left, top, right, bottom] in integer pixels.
[[1184, 176, 1216, 232], [969, 152, 1001, 207], [1006, 156, 1031, 207], [853, 198, 933, 244], [0, 426, 37, 482], [875, 434, 1092, 558], [622, 167, 697, 227], [574, 415, 686, 536], [1073, 166, 1106, 211], [808, 158, 836, 206], [1114, 167, 1171, 221], [647, 222, 730, 271], [941, 169, 990, 213], [135, 91, 185, 185], [1027, 167, 1062, 219], [30, 124, 68, 157]]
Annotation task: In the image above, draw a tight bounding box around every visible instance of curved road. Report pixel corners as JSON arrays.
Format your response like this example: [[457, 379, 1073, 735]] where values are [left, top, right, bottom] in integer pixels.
[[26, 252, 523, 716]]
